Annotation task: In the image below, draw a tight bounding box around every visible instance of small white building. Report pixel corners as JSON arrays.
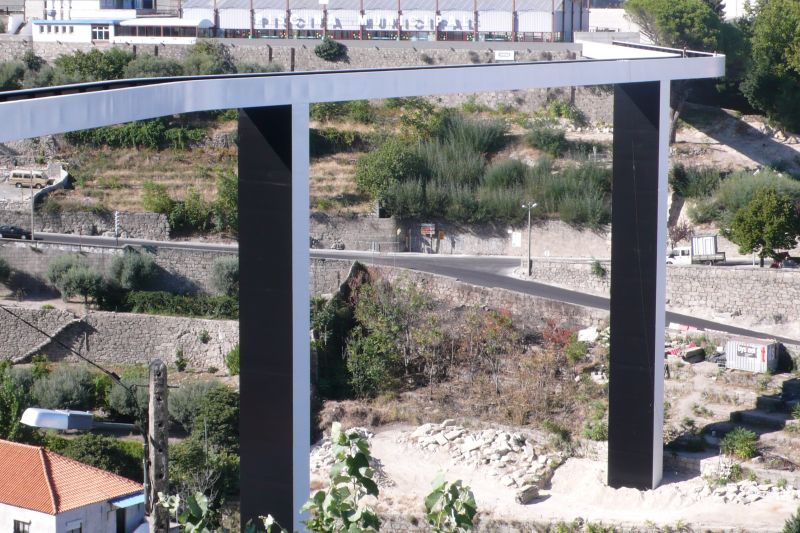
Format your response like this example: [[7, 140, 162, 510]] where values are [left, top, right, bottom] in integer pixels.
[[0, 439, 145, 533]]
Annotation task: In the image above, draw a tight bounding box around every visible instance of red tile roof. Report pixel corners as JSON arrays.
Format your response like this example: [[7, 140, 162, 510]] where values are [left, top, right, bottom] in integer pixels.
[[0, 439, 143, 515]]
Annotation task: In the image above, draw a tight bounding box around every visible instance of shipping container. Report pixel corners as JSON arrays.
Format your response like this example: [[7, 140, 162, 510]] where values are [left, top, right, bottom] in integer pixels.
[[725, 337, 780, 373], [691, 234, 719, 256]]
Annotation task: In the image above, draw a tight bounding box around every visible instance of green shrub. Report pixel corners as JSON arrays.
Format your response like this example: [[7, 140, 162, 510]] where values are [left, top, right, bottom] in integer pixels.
[[66, 119, 204, 150], [314, 37, 348, 62], [47, 433, 143, 481], [31, 354, 50, 379], [481, 158, 528, 190], [440, 114, 507, 154], [54, 48, 134, 81], [0, 257, 10, 285], [793, 403, 800, 421], [0, 364, 35, 442], [112, 291, 239, 319], [346, 329, 400, 398], [183, 41, 236, 75], [123, 55, 184, 78], [169, 380, 223, 433], [92, 373, 113, 409], [193, 385, 239, 453], [582, 419, 608, 441], [541, 419, 572, 442], [213, 170, 238, 234], [310, 128, 367, 157], [169, 435, 240, 508], [565, 334, 588, 364], [107, 367, 148, 421], [476, 186, 525, 223], [784, 507, 800, 533], [310, 102, 349, 122], [47, 255, 85, 287], [417, 138, 485, 188], [235, 62, 283, 73], [526, 123, 568, 157], [32, 365, 94, 411], [0, 61, 24, 91], [211, 256, 239, 296], [225, 344, 240, 376], [669, 164, 722, 198], [720, 427, 758, 460], [109, 250, 156, 290], [175, 348, 188, 372], [345, 100, 375, 124], [591, 260, 607, 278], [354, 138, 427, 201], [169, 188, 213, 233], [142, 180, 174, 214]]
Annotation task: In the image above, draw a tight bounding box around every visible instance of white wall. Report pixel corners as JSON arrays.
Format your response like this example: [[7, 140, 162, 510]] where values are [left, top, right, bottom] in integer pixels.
[[588, 8, 641, 33], [32, 23, 94, 42], [55, 501, 115, 533], [0, 503, 56, 532]]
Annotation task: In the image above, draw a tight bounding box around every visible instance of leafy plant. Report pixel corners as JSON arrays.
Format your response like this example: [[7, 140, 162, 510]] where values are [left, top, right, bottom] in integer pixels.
[[175, 348, 188, 372], [109, 250, 157, 290], [301, 422, 380, 532], [225, 344, 240, 376], [211, 256, 239, 297], [314, 37, 348, 62], [720, 427, 758, 460], [32, 365, 94, 411], [591, 260, 607, 278], [169, 380, 223, 434], [142, 180, 175, 214], [526, 122, 568, 157], [564, 334, 588, 364], [728, 189, 800, 267], [424, 475, 477, 533], [160, 491, 212, 533], [792, 403, 800, 421], [199, 330, 211, 344], [31, 354, 50, 379]]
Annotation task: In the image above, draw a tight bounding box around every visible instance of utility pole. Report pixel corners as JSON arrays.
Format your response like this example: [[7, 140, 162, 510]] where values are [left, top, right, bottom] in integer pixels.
[[522, 201, 537, 276], [29, 172, 35, 243], [147, 359, 170, 533]]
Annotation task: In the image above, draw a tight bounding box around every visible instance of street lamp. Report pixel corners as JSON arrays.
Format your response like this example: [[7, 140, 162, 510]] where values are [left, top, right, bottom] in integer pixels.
[[522, 201, 537, 276]]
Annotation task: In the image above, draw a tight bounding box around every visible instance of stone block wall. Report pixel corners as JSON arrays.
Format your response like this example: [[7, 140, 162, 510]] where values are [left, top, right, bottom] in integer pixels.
[[0, 240, 236, 294], [0, 305, 237, 370], [310, 214, 400, 251], [1, 210, 169, 240]]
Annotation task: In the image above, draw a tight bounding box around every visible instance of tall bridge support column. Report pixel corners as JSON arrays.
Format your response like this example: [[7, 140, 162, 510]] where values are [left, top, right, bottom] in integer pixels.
[[238, 105, 311, 530], [608, 80, 670, 490]]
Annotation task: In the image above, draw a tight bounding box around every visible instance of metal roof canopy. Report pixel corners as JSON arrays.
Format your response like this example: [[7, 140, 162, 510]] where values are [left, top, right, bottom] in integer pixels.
[[0, 41, 724, 532]]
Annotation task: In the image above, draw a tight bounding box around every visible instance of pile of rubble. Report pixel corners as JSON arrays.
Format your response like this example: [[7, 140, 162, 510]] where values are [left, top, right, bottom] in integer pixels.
[[310, 427, 394, 487], [699, 479, 800, 504], [405, 421, 564, 504]]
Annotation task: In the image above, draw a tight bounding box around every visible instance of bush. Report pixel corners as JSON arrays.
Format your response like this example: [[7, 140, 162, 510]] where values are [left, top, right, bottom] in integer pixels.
[[142, 181, 174, 214], [53, 48, 134, 81], [111, 291, 239, 319], [47, 255, 85, 287], [169, 380, 223, 433], [193, 386, 239, 453], [564, 334, 588, 364], [314, 37, 348, 62], [720, 427, 758, 460], [211, 256, 239, 297], [214, 171, 238, 234], [669, 164, 722, 198], [31, 354, 50, 379], [123, 55, 184, 78], [169, 435, 240, 508], [169, 188, 213, 233], [66, 119, 204, 151], [47, 433, 143, 481], [417, 138, 486, 188], [108, 367, 148, 421], [32, 366, 94, 411], [175, 348, 188, 372], [0, 257, 11, 285], [354, 138, 427, 201], [236, 62, 283, 73], [784, 507, 800, 533], [440, 114, 507, 154], [310, 128, 367, 157], [183, 41, 236, 75], [0, 61, 24, 91], [225, 344, 240, 376], [481, 158, 528, 190], [109, 250, 156, 290], [346, 329, 400, 398], [526, 123, 568, 157], [582, 419, 608, 441]]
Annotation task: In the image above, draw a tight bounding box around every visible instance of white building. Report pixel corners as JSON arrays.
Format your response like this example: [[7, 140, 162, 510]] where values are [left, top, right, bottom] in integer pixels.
[[0, 439, 145, 533], [183, 0, 588, 41]]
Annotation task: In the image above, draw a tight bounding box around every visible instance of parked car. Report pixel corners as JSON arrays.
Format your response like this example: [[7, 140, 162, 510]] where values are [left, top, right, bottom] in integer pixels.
[[0, 225, 31, 239], [8, 169, 51, 189]]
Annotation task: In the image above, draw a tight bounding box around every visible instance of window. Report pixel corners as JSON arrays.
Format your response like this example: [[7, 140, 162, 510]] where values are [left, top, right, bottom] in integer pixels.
[[62, 26, 66, 32], [66, 527, 82, 533], [69, 25, 73, 33], [91, 24, 110, 40], [47, 25, 51, 33], [13, 521, 30, 533], [54, 25, 59, 32], [39, 25, 44, 32]]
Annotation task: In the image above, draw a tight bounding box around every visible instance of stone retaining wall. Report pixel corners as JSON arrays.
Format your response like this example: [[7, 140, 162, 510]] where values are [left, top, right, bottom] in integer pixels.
[[0, 240, 236, 294], [0, 305, 237, 370], [1, 210, 169, 240]]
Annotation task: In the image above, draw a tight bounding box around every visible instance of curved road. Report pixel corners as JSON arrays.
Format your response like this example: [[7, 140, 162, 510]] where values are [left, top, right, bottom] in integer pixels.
[[10, 234, 798, 344], [311, 250, 800, 345]]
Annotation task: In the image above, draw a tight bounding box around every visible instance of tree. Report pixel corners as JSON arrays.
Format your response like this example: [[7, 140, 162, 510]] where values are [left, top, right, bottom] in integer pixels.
[[354, 139, 427, 202], [702, 0, 725, 18], [314, 37, 348, 62], [741, 0, 800, 132], [183, 42, 236, 75], [728, 189, 800, 267], [51, 433, 143, 481], [625, 0, 721, 141], [46, 255, 103, 304], [193, 386, 239, 453], [211, 256, 239, 297], [123, 55, 185, 79], [109, 250, 156, 290], [53, 48, 134, 81], [0, 363, 32, 442]]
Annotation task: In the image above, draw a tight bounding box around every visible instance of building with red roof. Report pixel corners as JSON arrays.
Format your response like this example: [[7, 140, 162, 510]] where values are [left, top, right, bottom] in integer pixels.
[[0, 439, 145, 533]]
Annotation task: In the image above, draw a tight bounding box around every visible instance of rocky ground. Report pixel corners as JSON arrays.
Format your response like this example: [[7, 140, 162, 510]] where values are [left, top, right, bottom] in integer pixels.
[[309, 420, 800, 532]]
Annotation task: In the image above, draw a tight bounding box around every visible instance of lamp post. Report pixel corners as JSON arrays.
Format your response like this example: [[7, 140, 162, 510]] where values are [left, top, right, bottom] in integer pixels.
[[522, 201, 537, 276]]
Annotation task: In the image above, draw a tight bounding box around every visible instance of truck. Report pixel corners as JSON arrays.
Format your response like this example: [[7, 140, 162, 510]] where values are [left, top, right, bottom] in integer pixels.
[[667, 234, 726, 265]]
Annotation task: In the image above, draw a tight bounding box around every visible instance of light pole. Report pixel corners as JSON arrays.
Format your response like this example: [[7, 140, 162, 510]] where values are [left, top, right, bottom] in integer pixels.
[[522, 201, 537, 276]]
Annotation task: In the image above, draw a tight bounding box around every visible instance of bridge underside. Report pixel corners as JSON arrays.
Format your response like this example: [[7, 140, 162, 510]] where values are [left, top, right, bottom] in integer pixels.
[[239, 81, 668, 526]]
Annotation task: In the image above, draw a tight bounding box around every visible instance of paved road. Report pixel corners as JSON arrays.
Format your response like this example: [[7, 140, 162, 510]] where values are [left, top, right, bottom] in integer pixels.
[[13, 233, 799, 344], [311, 250, 800, 345]]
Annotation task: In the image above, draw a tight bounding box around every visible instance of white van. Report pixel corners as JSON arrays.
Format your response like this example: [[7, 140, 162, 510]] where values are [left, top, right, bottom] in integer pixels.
[[667, 247, 692, 265]]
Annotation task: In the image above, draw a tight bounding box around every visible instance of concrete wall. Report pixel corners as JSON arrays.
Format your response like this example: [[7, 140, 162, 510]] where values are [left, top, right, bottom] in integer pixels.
[[0, 305, 238, 370], [0, 240, 236, 294], [1, 210, 169, 240], [310, 213, 400, 252]]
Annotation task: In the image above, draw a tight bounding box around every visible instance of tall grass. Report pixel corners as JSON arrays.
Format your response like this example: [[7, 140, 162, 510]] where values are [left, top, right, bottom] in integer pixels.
[[482, 158, 528, 190], [416, 138, 486, 187], [669, 164, 723, 198], [440, 114, 508, 154]]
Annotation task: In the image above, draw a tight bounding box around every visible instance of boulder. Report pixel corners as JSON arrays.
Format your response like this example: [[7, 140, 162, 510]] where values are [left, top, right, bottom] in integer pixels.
[[515, 485, 540, 504]]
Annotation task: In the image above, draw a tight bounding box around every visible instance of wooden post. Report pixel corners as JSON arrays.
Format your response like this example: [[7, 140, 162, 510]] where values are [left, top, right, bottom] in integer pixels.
[[147, 359, 169, 533]]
